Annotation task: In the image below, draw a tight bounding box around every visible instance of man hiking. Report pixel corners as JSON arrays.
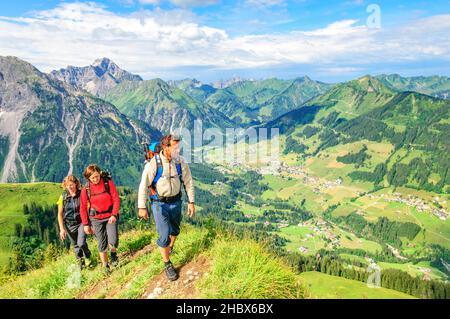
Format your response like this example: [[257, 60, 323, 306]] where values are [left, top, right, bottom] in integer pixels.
[[138, 134, 195, 281]]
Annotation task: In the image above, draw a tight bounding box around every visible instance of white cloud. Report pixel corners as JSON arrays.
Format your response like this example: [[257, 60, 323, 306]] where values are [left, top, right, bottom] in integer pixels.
[[0, 2, 448, 79], [137, 0, 218, 7], [245, 0, 286, 8]]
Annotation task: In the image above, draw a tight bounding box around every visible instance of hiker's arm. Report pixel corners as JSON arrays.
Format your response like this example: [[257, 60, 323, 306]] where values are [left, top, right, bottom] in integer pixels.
[[57, 197, 66, 240], [80, 188, 89, 225], [181, 160, 195, 204], [109, 179, 120, 217], [138, 160, 156, 209]]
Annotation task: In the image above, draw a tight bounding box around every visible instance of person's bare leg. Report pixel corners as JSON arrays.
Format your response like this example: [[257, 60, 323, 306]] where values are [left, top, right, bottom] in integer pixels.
[[99, 252, 109, 266], [169, 235, 177, 250], [160, 247, 171, 263]]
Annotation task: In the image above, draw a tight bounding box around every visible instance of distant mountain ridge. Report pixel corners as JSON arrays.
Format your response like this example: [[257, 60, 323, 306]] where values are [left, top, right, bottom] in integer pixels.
[[376, 74, 450, 99], [50, 57, 143, 96]]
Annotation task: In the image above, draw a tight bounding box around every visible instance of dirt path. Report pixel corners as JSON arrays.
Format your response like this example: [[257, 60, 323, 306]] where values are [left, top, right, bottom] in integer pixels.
[[77, 244, 155, 299], [141, 255, 210, 299]]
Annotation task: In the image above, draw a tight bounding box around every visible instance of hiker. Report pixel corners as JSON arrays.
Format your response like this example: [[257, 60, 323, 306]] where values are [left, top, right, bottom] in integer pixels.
[[80, 164, 120, 274], [138, 134, 195, 281], [57, 175, 92, 270]]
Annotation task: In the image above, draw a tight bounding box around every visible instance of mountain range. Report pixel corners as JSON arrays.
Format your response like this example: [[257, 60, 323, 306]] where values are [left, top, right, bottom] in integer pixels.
[[1, 55, 449, 187]]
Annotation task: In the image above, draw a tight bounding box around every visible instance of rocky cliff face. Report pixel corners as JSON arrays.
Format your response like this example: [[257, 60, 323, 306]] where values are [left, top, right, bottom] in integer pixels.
[[0, 56, 159, 185], [50, 58, 142, 97]]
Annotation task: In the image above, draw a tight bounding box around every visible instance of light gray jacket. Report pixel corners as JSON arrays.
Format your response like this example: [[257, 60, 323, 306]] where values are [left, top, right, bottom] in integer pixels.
[[138, 152, 195, 208]]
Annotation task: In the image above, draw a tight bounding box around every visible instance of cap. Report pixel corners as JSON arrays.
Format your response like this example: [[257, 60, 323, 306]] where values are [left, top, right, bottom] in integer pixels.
[[171, 134, 181, 141]]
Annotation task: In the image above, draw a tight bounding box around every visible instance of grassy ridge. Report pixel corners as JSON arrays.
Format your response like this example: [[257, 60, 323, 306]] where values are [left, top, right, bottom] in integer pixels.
[[0, 182, 61, 265], [300, 271, 416, 299], [197, 239, 306, 298], [0, 224, 309, 299]]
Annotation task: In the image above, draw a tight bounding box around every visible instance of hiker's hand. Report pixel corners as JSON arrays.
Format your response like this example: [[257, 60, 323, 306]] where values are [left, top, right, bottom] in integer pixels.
[[139, 208, 149, 220], [108, 215, 117, 224], [187, 203, 195, 218], [59, 229, 67, 241], [84, 225, 94, 235]]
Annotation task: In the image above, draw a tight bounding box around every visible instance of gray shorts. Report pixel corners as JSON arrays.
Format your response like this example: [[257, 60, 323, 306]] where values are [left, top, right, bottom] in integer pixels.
[[90, 217, 119, 253]]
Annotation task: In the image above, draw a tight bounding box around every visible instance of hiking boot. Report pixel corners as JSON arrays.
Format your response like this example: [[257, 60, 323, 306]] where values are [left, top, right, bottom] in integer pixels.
[[103, 264, 111, 276], [110, 251, 119, 267], [85, 257, 93, 269], [78, 258, 86, 271], [164, 262, 179, 281]]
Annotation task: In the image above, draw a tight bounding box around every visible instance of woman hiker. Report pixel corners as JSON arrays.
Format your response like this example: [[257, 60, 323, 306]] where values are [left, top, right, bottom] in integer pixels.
[[80, 164, 120, 274], [57, 175, 92, 270]]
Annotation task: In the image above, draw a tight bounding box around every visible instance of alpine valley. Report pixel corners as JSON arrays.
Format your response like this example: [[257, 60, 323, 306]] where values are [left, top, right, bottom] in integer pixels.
[[0, 56, 449, 299]]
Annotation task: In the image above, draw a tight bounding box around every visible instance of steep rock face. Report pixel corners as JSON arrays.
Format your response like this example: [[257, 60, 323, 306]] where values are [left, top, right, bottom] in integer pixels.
[[50, 58, 143, 96], [0, 56, 159, 185]]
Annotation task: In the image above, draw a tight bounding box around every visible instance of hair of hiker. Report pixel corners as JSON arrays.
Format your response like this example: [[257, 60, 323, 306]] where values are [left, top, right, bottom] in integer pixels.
[[62, 175, 81, 190], [83, 164, 102, 179]]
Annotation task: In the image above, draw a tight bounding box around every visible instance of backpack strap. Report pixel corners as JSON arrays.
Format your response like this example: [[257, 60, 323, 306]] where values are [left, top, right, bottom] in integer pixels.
[[102, 176, 111, 195], [85, 182, 91, 201], [152, 154, 163, 188], [176, 162, 183, 184], [62, 191, 68, 204]]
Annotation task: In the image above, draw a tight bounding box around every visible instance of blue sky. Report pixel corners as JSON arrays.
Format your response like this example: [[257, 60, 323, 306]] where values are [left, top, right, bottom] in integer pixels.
[[0, 0, 449, 83]]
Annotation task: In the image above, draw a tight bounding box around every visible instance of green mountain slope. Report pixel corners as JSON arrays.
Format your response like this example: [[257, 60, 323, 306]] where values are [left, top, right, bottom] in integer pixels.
[[0, 183, 61, 266], [300, 271, 416, 299], [376, 74, 450, 99], [103, 79, 233, 132], [267, 75, 449, 193], [197, 77, 332, 125]]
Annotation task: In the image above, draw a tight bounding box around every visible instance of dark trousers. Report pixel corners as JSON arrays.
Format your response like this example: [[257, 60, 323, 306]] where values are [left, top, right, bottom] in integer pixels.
[[65, 223, 91, 260]]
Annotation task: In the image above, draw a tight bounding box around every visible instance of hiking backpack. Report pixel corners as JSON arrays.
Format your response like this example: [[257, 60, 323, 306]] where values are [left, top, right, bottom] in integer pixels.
[[62, 190, 81, 224], [85, 170, 113, 216], [144, 142, 183, 201]]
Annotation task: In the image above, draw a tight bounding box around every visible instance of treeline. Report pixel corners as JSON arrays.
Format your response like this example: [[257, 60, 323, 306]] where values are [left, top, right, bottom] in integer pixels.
[[299, 125, 320, 139], [337, 213, 421, 247], [190, 163, 229, 185], [7, 203, 62, 274], [229, 171, 269, 197], [284, 251, 450, 299], [255, 208, 312, 225], [283, 135, 307, 154], [348, 163, 386, 184], [337, 144, 371, 168]]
